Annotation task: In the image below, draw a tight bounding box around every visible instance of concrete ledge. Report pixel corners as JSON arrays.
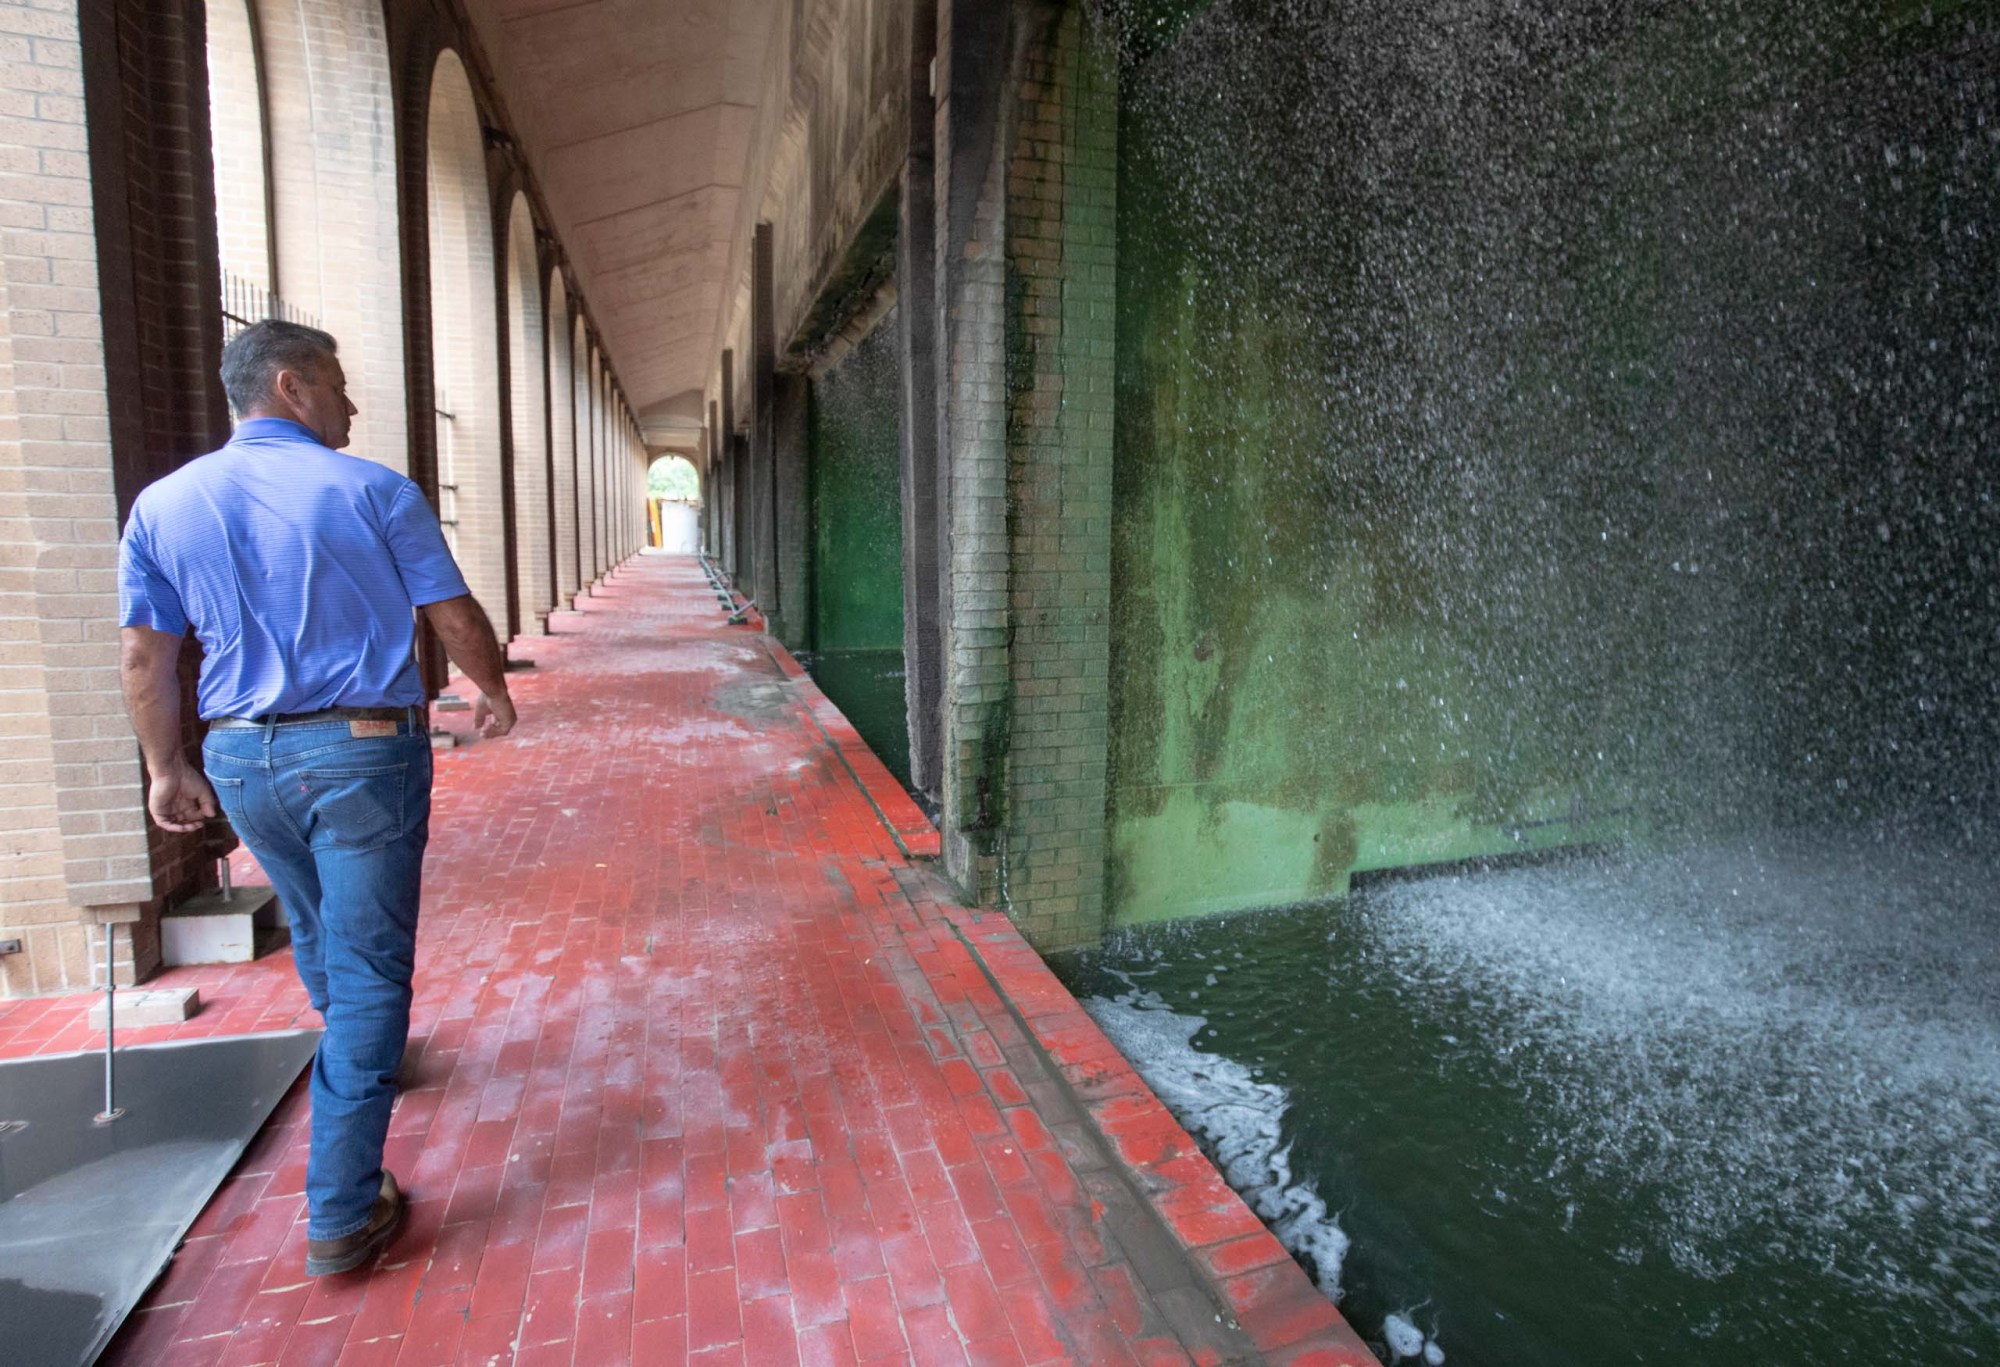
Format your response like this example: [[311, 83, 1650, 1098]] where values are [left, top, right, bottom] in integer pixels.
[[937, 900, 1381, 1366], [760, 636, 943, 859]]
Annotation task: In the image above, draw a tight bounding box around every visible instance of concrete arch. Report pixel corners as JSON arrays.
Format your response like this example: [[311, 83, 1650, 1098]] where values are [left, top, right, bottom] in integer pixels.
[[202, 0, 270, 292], [505, 193, 550, 633], [548, 274, 579, 604], [253, 0, 405, 467], [425, 48, 508, 624]]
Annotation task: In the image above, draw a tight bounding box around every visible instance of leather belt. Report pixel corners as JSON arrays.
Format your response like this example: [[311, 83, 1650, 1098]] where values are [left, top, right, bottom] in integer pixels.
[[209, 705, 423, 729]]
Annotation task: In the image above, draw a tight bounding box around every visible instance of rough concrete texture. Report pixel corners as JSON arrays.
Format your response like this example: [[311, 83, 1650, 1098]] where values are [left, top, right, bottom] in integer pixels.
[[1102, 0, 2000, 925]]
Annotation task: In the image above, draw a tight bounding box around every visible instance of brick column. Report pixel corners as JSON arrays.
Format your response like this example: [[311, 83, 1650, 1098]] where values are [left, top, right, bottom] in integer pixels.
[[712, 395, 728, 559], [998, 4, 1116, 948], [897, 0, 945, 804], [548, 277, 578, 603], [771, 372, 809, 651], [1, 0, 235, 994], [933, 0, 1017, 896], [932, 0, 1116, 949], [749, 222, 779, 624]]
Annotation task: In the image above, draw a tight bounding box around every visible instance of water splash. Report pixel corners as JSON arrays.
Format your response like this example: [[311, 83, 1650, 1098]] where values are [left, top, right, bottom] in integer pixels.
[[1084, 983, 1354, 1291]]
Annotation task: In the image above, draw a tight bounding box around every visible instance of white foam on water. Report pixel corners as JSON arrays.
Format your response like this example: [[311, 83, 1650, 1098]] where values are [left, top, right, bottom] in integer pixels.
[[1381, 1313, 1427, 1361], [1083, 983, 1353, 1293], [1353, 836, 2000, 1323]]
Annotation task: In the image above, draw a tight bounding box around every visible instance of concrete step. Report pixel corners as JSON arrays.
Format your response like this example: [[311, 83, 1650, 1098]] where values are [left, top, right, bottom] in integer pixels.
[[160, 885, 284, 966]]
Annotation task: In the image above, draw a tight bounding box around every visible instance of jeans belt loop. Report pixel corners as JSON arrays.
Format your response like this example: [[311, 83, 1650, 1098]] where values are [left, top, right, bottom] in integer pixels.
[[263, 713, 276, 745]]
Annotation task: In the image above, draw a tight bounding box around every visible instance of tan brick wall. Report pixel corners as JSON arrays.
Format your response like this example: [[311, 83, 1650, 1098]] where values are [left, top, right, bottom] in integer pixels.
[[998, 5, 1116, 949], [0, 0, 149, 995], [426, 48, 508, 626], [504, 193, 550, 632], [934, 0, 1016, 887], [929, 2, 1117, 950], [256, 0, 407, 472]]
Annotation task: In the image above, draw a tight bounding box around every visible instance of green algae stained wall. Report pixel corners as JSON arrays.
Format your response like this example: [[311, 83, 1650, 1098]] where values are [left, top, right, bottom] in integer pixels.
[[1104, 0, 2000, 926], [808, 307, 905, 655]]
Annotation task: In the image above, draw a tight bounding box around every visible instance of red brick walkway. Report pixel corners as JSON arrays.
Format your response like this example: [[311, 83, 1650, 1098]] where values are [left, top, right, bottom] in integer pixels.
[[0, 554, 1373, 1367]]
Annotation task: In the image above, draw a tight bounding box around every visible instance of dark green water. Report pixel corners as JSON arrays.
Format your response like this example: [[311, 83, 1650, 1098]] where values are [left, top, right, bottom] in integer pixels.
[[803, 648, 911, 789], [1052, 839, 2000, 1365]]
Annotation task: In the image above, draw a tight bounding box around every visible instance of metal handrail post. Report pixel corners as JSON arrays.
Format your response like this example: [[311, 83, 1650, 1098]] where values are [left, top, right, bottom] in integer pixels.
[[94, 921, 122, 1124]]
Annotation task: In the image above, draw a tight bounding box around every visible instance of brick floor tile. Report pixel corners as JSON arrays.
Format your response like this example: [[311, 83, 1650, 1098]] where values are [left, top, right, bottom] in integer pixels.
[[630, 1315, 687, 1367], [742, 1293, 804, 1367], [841, 1274, 906, 1362], [685, 1266, 741, 1352]]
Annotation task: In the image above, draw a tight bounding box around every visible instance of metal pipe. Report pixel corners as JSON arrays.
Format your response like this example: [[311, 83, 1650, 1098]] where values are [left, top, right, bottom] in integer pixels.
[[219, 855, 233, 904], [94, 922, 121, 1124]]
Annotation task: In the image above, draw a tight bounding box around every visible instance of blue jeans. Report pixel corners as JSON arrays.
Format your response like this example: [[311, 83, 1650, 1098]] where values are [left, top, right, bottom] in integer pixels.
[[203, 717, 431, 1240]]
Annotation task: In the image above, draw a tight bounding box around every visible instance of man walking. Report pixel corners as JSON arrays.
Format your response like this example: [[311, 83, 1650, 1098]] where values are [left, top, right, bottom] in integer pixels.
[[117, 320, 516, 1275]]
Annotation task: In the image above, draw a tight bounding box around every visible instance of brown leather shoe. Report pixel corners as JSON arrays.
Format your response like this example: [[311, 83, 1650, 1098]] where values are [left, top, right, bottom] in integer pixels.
[[304, 1171, 405, 1275]]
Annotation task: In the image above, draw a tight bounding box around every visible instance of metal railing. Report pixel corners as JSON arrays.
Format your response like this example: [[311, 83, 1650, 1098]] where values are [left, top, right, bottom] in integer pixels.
[[220, 270, 320, 341]]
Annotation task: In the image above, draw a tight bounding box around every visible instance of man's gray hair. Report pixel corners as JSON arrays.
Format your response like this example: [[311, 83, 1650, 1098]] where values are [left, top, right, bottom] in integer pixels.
[[220, 319, 339, 416]]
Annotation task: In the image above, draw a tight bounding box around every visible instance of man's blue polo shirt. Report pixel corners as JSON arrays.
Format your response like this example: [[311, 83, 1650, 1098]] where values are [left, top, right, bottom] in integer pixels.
[[118, 418, 470, 720]]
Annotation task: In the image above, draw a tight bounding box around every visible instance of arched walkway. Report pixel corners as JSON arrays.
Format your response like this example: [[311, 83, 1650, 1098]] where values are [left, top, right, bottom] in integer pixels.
[[426, 49, 508, 624]]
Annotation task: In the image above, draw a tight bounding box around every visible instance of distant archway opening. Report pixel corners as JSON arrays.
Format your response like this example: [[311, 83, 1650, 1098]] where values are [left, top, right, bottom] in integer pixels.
[[648, 456, 702, 553]]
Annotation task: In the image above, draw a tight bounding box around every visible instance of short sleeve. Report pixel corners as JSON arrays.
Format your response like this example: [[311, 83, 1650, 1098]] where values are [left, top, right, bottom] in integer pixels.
[[382, 480, 471, 607], [118, 513, 189, 636]]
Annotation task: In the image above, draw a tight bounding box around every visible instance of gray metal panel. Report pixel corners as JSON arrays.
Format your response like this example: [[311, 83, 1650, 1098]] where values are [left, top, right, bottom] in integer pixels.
[[0, 1030, 320, 1366]]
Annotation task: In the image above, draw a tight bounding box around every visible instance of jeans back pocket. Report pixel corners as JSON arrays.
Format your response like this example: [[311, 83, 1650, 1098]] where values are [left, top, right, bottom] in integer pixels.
[[302, 763, 408, 851]]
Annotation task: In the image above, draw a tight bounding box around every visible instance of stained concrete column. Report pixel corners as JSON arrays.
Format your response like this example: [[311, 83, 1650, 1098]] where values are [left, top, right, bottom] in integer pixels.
[[712, 399, 728, 559], [771, 373, 810, 652], [931, 0, 1022, 897], [720, 349, 738, 577], [751, 223, 779, 627], [929, 0, 1117, 950], [898, 0, 945, 805]]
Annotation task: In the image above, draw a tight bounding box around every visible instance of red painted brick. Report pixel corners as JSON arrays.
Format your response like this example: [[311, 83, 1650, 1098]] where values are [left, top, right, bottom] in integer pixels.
[[43, 559, 1377, 1367]]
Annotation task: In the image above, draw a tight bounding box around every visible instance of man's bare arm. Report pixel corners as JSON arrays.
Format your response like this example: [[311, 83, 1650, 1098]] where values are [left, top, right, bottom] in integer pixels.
[[419, 594, 517, 736], [119, 625, 219, 832]]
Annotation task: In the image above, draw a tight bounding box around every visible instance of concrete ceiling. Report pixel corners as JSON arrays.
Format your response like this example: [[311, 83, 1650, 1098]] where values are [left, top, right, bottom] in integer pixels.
[[464, 0, 778, 441]]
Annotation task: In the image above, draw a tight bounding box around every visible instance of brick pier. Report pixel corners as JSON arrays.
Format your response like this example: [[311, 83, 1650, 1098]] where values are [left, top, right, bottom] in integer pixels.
[[0, 554, 1371, 1367]]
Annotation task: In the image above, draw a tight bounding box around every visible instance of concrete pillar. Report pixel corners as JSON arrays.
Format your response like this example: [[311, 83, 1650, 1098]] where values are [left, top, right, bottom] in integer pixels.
[[549, 280, 579, 603], [750, 223, 778, 623], [771, 374, 810, 652], [928, 0, 1118, 949], [932, 0, 1019, 894], [705, 401, 721, 559], [898, 0, 945, 804], [728, 349, 744, 579]]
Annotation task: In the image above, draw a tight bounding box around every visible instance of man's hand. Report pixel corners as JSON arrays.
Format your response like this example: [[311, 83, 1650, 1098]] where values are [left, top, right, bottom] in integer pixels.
[[148, 759, 220, 833], [421, 596, 517, 740], [473, 690, 517, 738]]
